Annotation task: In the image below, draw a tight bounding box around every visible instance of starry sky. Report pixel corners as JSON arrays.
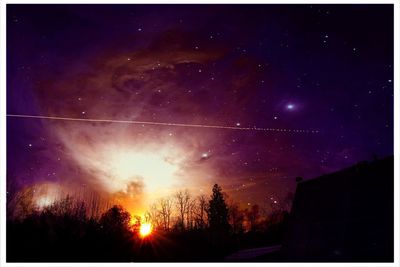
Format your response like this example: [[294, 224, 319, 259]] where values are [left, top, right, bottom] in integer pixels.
[[7, 4, 394, 215]]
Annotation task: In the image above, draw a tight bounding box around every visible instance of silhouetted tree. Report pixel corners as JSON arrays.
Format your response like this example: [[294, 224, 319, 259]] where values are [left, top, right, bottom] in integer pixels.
[[245, 204, 260, 232], [159, 197, 173, 231], [148, 203, 162, 230], [175, 190, 190, 230], [8, 185, 35, 219], [207, 184, 229, 233], [194, 194, 208, 229], [99, 205, 131, 236], [228, 202, 244, 234], [186, 198, 198, 230], [97, 205, 133, 260], [49, 195, 73, 216], [131, 215, 142, 231], [73, 201, 87, 221]]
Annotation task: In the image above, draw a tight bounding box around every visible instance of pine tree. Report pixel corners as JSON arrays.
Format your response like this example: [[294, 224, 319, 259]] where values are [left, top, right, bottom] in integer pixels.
[[207, 184, 230, 233]]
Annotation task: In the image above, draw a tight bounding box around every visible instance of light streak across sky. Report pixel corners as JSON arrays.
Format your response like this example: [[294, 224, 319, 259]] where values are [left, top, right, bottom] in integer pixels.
[[7, 114, 319, 134]]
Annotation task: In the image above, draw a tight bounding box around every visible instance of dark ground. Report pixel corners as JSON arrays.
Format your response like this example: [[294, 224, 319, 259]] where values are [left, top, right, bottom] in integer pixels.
[[7, 156, 394, 262]]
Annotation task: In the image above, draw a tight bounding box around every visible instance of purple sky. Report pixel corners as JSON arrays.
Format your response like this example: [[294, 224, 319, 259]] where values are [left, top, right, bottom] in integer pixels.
[[7, 4, 393, 214]]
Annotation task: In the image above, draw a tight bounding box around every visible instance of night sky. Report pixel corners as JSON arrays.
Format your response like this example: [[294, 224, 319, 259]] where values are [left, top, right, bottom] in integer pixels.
[[7, 4, 393, 215]]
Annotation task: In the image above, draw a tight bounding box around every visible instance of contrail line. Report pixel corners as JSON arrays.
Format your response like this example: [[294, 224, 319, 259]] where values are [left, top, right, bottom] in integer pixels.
[[7, 114, 319, 134]]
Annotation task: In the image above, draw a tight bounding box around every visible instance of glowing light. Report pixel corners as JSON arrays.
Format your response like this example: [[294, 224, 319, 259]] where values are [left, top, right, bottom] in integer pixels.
[[106, 149, 179, 193], [36, 196, 54, 208], [30, 182, 63, 210], [140, 223, 152, 238], [71, 144, 183, 199], [286, 104, 294, 110]]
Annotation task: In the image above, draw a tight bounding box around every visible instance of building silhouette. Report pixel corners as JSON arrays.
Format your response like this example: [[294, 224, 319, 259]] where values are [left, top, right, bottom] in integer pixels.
[[282, 156, 394, 261]]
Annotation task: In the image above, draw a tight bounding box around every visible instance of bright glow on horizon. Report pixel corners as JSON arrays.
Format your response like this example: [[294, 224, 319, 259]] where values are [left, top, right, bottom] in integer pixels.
[[31, 182, 62, 210], [107, 149, 180, 193], [36, 196, 54, 209], [139, 223, 152, 238], [68, 141, 186, 204]]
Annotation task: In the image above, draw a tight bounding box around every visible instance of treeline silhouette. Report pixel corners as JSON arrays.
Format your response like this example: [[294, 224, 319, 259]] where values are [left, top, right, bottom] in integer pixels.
[[7, 184, 289, 262]]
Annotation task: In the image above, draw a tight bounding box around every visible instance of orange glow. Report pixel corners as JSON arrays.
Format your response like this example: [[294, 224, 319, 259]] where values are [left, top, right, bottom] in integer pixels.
[[139, 223, 152, 238]]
